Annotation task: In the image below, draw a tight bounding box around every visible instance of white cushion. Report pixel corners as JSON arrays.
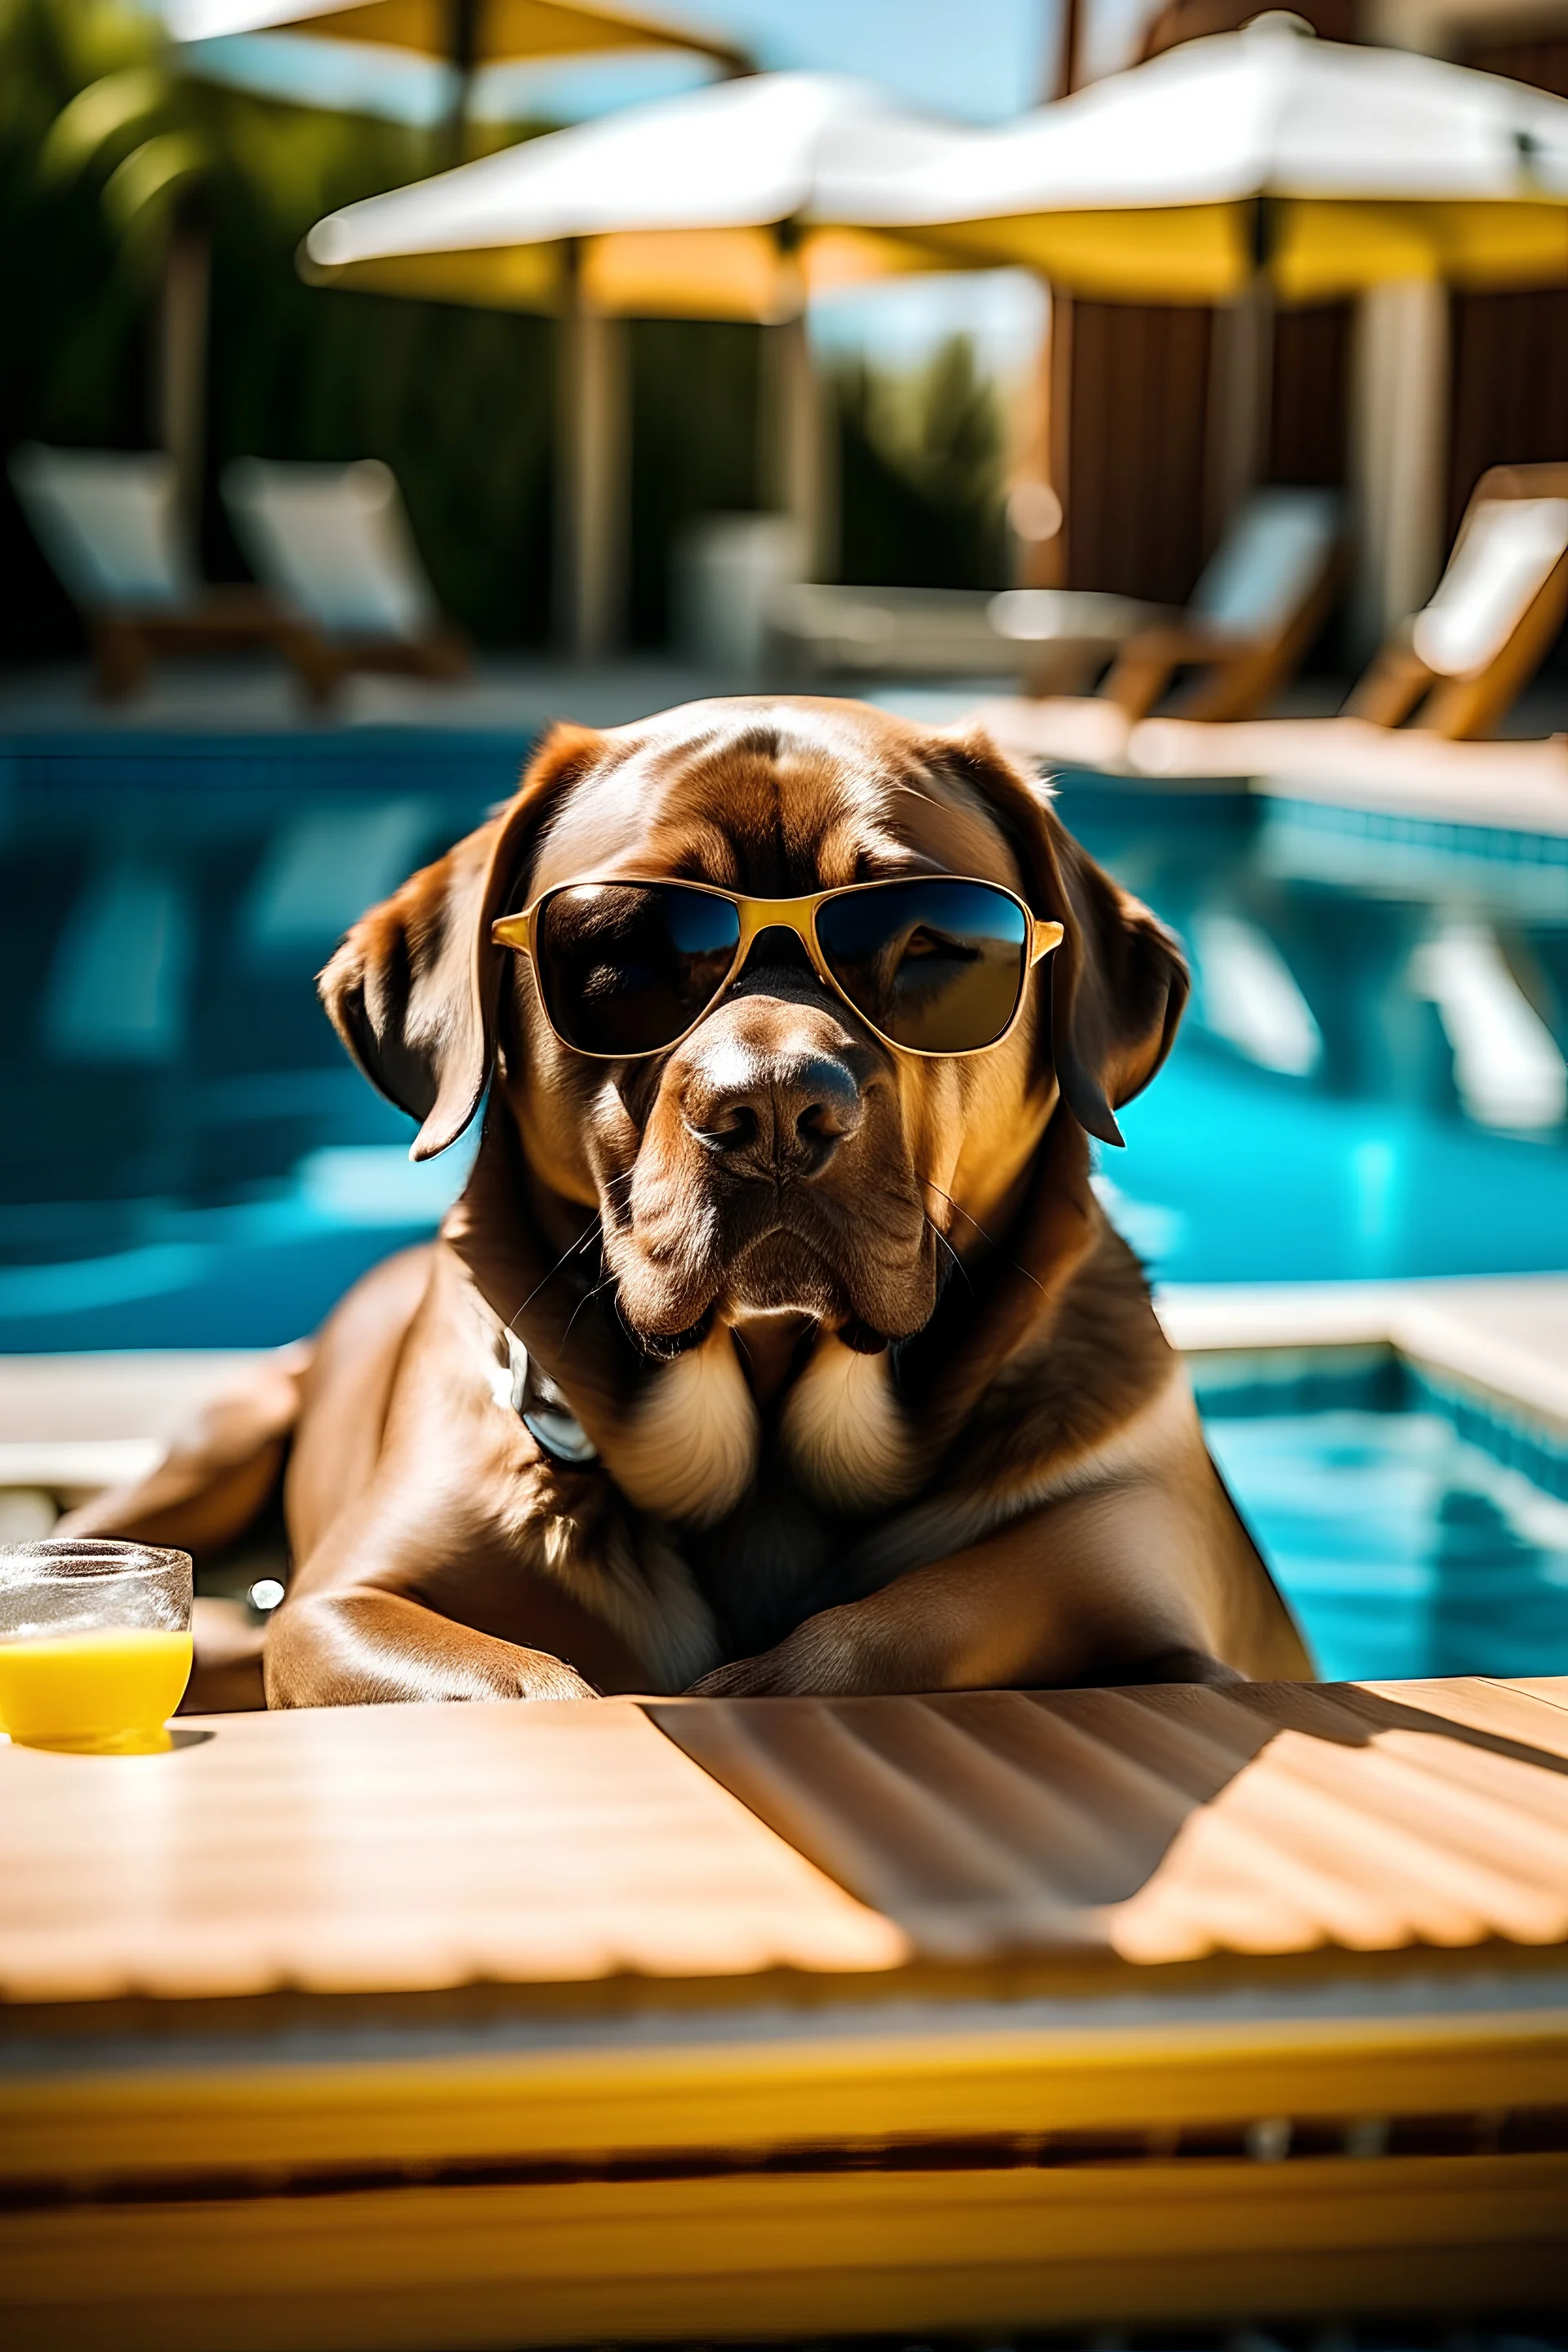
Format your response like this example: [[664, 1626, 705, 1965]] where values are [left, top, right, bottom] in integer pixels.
[[1412, 497, 1568, 678], [1189, 488, 1341, 638], [9, 445, 192, 612], [223, 457, 435, 639], [674, 513, 805, 670]]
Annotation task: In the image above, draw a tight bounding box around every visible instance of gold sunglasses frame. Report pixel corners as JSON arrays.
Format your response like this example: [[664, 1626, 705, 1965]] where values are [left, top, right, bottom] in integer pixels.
[[491, 875, 1065, 1062]]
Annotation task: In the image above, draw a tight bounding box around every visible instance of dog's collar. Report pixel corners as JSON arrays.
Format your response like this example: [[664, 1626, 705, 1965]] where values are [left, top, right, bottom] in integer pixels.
[[491, 1326, 600, 1467]]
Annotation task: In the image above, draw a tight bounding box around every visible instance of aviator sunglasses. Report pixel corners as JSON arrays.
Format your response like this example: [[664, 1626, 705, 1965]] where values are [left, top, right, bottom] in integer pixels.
[[492, 875, 1065, 1062]]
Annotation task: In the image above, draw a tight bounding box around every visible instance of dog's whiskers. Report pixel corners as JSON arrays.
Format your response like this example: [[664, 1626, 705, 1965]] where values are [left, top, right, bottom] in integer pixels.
[[612, 1287, 642, 1351], [508, 1222, 604, 1334], [920, 1173, 1047, 1298], [920, 1175, 997, 1249], [924, 1211, 972, 1294], [560, 1270, 617, 1353]]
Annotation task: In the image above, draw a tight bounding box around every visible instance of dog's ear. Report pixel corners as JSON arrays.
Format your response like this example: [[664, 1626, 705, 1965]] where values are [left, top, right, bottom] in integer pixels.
[[934, 729, 1188, 1147], [319, 724, 603, 1160]]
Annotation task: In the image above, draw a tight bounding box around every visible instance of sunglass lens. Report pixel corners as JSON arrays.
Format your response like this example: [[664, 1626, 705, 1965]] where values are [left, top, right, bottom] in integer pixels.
[[815, 879, 1029, 1054], [536, 884, 741, 1055]]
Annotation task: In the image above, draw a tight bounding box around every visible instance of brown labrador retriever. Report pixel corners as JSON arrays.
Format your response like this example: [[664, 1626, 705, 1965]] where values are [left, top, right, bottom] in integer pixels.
[[65, 698, 1311, 1703]]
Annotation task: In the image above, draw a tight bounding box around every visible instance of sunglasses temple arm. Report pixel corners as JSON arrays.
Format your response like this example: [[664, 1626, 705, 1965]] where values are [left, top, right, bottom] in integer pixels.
[[1031, 920, 1066, 967], [490, 916, 535, 960]]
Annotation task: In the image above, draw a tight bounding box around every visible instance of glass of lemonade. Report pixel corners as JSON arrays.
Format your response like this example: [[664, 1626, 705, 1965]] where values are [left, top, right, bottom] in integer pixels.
[[0, 1539, 193, 1753]]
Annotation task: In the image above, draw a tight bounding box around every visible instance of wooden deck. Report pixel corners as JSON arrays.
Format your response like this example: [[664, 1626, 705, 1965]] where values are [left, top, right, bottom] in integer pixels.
[[3, 1679, 1567, 2348]]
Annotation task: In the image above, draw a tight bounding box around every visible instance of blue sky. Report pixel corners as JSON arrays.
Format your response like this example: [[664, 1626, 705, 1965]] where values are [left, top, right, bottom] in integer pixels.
[[666, 0, 1055, 120]]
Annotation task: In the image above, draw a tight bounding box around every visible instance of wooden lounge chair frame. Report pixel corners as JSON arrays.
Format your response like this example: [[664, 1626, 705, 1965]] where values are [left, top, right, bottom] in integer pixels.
[[1344, 462, 1568, 742], [280, 619, 470, 710], [1100, 502, 1347, 724], [87, 590, 331, 705]]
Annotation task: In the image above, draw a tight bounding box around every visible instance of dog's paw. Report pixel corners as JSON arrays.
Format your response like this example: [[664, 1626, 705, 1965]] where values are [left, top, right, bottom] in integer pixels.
[[512, 1650, 601, 1702], [685, 1654, 782, 1697], [685, 1609, 891, 1698]]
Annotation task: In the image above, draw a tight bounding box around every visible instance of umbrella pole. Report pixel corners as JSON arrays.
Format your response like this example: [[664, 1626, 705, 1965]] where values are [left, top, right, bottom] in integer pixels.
[[1204, 197, 1281, 546], [764, 310, 832, 581], [555, 250, 629, 661], [1349, 278, 1450, 655], [443, 0, 481, 166], [1205, 269, 1273, 548]]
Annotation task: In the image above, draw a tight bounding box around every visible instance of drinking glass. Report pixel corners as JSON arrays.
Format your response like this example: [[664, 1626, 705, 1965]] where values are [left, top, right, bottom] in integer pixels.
[[0, 1539, 193, 1753]]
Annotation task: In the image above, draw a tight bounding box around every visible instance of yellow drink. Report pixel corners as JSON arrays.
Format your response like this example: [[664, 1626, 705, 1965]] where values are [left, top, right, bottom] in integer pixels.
[[0, 1627, 193, 1752]]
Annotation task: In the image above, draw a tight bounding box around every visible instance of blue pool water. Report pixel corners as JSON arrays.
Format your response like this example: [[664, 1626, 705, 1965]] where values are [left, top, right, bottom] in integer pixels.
[[1074, 782, 1568, 1285], [0, 735, 1562, 1350], [1199, 1363, 1568, 1682], [1214, 1406, 1568, 1681]]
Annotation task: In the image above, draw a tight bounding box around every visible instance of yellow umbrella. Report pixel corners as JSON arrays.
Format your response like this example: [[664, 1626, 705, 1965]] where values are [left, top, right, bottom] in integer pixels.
[[830, 16, 1568, 305], [170, 0, 746, 71], [169, 0, 748, 145]]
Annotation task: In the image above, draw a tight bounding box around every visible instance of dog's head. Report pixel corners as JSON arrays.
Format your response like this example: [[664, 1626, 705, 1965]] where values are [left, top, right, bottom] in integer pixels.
[[322, 700, 1185, 1354]]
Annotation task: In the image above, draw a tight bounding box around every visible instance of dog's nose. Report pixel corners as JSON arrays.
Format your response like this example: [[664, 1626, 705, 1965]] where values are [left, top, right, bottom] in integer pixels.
[[682, 1042, 864, 1178]]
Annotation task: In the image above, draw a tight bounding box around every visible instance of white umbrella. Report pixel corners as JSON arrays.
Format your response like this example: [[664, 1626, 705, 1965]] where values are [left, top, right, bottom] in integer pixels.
[[834, 16, 1568, 630], [302, 74, 979, 654], [303, 72, 976, 318], [831, 16, 1568, 304]]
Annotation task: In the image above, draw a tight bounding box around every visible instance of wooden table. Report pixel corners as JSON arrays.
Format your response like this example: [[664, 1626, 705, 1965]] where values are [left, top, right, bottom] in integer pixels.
[[4, 1678, 1567, 2350]]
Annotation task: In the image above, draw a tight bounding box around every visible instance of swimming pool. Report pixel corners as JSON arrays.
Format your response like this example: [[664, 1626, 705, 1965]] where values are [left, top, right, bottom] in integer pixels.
[[1073, 778, 1568, 1285], [0, 733, 1563, 1348], [1196, 1354, 1568, 1682]]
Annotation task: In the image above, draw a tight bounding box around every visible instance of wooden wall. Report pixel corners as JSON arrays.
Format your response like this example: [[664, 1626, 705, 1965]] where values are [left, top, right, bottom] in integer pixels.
[[1054, 300, 1212, 599], [1048, 0, 1362, 601], [1057, 297, 1350, 600], [1269, 301, 1352, 490]]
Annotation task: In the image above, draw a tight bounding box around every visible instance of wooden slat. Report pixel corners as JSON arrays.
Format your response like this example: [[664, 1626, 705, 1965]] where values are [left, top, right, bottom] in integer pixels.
[[4, 2155, 1566, 2352], [1494, 1675, 1568, 1721], [8, 2010, 1568, 2188], [4, 1681, 1568, 2007], [653, 1680, 1568, 1967], [0, 1700, 902, 2004]]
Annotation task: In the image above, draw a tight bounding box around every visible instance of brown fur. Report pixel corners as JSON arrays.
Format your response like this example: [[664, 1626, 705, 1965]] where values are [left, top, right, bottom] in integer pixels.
[[64, 699, 1311, 1704]]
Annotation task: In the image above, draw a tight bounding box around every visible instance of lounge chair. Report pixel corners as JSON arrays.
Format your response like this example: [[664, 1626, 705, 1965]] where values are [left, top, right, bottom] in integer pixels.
[[1083, 463, 1568, 785], [737, 489, 1339, 702], [1343, 463, 1568, 741], [9, 443, 316, 702], [991, 486, 1345, 737], [221, 458, 469, 706], [768, 580, 1147, 686]]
